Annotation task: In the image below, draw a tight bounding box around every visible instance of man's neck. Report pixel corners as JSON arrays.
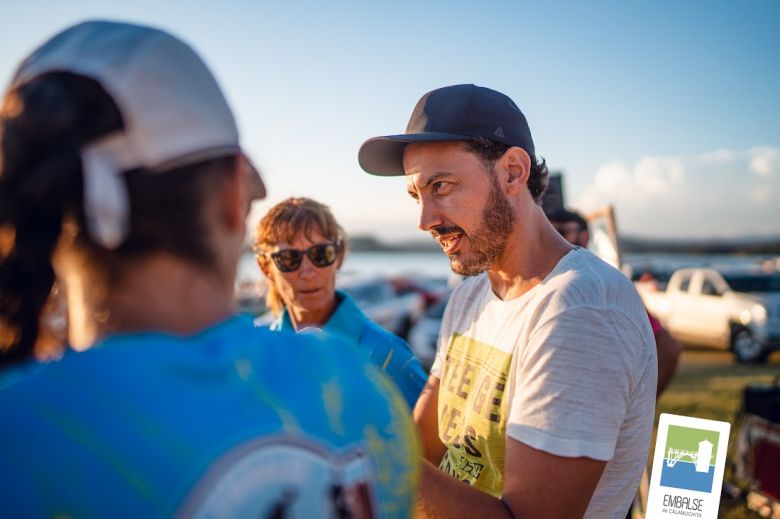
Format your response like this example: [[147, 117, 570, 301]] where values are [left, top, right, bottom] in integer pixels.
[[486, 208, 574, 301]]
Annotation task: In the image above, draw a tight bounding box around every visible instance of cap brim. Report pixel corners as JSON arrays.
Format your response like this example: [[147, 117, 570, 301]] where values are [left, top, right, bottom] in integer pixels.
[[358, 132, 472, 176], [241, 153, 266, 200]]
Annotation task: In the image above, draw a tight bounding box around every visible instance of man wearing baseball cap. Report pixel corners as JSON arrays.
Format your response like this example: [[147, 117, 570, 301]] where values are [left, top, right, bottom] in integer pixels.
[[359, 84, 657, 518]]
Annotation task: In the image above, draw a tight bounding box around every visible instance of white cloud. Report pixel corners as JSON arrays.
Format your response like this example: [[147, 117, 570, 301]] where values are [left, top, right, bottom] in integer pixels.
[[750, 185, 773, 204], [749, 146, 779, 177], [633, 157, 685, 196], [700, 149, 736, 163], [577, 160, 649, 210], [572, 146, 780, 238], [592, 160, 632, 194]]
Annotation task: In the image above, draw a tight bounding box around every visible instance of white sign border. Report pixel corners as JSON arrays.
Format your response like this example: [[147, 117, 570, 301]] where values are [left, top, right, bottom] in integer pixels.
[[646, 413, 731, 519]]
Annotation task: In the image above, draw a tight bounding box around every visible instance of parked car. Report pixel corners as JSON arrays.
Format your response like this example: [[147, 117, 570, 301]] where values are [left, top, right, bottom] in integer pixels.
[[637, 267, 780, 363], [390, 275, 450, 309], [338, 275, 425, 338], [624, 263, 675, 291], [408, 292, 451, 371]]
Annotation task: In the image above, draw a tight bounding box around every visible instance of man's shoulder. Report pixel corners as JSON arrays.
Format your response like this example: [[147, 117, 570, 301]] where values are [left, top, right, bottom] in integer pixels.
[[546, 249, 639, 308], [556, 248, 626, 283]]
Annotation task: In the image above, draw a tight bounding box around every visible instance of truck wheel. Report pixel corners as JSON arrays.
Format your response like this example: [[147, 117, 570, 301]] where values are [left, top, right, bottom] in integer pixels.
[[730, 327, 767, 364]]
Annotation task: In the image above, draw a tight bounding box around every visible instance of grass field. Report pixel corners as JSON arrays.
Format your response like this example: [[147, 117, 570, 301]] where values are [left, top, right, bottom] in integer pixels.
[[650, 348, 780, 518]]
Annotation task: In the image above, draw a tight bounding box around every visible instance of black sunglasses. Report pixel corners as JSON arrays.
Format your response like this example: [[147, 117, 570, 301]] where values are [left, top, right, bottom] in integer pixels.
[[267, 242, 341, 273]]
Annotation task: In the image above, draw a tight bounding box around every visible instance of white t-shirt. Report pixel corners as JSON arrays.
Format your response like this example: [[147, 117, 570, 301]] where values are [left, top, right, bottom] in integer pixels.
[[430, 248, 657, 519]]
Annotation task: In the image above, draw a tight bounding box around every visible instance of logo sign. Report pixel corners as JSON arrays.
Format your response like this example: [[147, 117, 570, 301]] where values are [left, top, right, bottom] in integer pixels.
[[646, 414, 731, 519]]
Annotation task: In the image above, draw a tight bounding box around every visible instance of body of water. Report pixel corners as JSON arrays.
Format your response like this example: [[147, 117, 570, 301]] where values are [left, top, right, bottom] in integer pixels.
[[661, 460, 715, 493], [238, 250, 455, 285], [238, 250, 775, 286]]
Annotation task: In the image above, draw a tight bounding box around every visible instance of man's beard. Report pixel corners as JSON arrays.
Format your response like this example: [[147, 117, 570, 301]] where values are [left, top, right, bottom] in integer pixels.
[[433, 175, 515, 276]]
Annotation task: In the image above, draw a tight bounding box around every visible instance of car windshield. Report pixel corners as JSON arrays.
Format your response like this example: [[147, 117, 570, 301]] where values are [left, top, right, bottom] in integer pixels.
[[723, 274, 780, 293]]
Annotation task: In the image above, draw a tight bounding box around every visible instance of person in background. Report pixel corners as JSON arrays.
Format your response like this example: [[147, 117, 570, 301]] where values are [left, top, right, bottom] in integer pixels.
[[359, 83, 657, 519], [0, 21, 418, 517], [548, 208, 681, 396], [255, 196, 427, 408], [548, 208, 589, 250]]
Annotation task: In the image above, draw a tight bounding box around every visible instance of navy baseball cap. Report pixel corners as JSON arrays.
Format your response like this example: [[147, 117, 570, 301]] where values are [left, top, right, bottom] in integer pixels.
[[358, 84, 535, 176]]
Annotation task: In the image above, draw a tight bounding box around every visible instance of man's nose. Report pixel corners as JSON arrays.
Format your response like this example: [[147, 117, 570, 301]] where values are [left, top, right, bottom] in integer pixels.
[[417, 198, 443, 232]]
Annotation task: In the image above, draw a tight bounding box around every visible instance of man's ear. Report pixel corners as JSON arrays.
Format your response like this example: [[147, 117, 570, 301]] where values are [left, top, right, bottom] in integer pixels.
[[502, 146, 532, 195]]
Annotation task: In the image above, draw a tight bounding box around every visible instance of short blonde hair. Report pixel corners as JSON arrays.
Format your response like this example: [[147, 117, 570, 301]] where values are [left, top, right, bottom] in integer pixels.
[[254, 197, 346, 315]]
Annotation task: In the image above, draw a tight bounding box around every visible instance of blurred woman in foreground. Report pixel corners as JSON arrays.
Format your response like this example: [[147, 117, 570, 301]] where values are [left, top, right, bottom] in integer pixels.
[[255, 197, 427, 407], [0, 21, 417, 516]]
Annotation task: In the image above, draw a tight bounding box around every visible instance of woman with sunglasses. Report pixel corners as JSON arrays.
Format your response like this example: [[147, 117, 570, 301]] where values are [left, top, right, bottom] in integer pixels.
[[255, 197, 427, 408]]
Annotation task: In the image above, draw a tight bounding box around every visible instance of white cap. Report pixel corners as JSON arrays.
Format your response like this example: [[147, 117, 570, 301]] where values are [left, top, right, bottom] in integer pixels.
[[10, 20, 265, 248]]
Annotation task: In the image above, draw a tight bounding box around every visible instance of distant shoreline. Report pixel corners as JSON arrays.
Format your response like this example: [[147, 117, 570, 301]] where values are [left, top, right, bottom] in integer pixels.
[[346, 235, 780, 255], [243, 235, 780, 255]]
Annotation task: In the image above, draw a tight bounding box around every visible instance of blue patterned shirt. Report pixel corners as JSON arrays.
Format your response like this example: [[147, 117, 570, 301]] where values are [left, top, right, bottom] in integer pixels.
[[0, 315, 419, 517]]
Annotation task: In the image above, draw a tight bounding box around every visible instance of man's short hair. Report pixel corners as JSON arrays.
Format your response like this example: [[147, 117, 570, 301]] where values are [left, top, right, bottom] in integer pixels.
[[461, 136, 549, 203]]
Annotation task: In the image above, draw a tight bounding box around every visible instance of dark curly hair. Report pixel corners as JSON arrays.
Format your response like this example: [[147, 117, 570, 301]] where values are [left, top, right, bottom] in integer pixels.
[[461, 136, 548, 203]]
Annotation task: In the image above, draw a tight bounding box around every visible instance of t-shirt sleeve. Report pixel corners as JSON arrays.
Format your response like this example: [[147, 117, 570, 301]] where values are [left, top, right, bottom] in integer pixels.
[[506, 305, 644, 461]]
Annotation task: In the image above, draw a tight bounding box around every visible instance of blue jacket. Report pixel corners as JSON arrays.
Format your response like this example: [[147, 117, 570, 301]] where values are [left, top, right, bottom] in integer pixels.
[[267, 291, 427, 408], [0, 315, 419, 517]]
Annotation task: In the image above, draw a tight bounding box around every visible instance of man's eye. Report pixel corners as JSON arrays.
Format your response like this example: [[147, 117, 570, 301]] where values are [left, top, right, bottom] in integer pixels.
[[432, 181, 449, 194]]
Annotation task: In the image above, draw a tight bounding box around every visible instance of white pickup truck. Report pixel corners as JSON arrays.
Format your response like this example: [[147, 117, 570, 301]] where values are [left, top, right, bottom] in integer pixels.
[[637, 267, 780, 363]]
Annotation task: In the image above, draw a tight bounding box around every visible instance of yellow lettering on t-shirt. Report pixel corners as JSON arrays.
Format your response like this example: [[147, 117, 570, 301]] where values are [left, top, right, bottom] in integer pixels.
[[440, 406, 461, 443], [456, 363, 475, 399], [445, 358, 461, 394], [471, 373, 492, 416], [437, 333, 511, 497]]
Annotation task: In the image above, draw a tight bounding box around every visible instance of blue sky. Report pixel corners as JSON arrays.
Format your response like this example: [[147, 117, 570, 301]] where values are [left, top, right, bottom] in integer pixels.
[[2, 1, 778, 241]]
